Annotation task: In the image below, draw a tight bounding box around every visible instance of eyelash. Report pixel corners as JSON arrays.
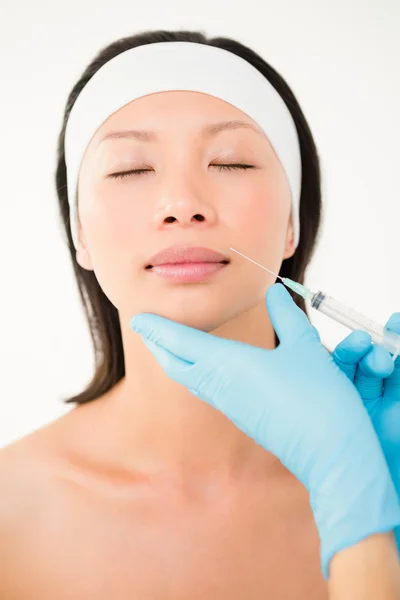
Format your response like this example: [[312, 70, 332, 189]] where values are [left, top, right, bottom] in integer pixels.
[[108, 164, 255, 180]]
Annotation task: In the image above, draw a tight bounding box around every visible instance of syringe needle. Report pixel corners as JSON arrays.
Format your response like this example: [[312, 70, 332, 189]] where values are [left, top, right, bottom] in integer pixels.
[[229, 248, 284, 280]]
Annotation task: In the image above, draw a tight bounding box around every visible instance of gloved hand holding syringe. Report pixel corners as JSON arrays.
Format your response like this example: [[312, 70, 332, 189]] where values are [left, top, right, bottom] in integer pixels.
[[230, 247, 400, 361]]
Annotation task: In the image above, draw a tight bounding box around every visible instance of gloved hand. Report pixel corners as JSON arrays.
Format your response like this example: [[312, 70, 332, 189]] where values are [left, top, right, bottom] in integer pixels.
[[130, 283, 400, 579], [332, 314, 400, 552]]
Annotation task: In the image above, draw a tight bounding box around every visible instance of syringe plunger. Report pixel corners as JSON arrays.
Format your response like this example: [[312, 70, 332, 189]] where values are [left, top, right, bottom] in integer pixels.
[[281, 277, 400, 361]]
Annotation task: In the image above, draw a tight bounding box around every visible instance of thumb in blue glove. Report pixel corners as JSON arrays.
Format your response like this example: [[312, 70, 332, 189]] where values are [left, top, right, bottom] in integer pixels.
[[130, 283, 400, 579], [332, 313, 400, 552]]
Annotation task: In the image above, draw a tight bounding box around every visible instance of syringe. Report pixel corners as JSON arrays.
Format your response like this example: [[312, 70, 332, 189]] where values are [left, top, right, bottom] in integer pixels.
[[229, 248, 400, 361]]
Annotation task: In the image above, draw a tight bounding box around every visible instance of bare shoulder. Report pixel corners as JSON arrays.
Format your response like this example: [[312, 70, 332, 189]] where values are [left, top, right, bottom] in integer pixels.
[[0, 401, 101, 522], [0, 408, 77, 494], [0, 413, 76, 545], [0, 404, 108, 596], [0, 426, 59, 595], [0, 429, 54, 529]]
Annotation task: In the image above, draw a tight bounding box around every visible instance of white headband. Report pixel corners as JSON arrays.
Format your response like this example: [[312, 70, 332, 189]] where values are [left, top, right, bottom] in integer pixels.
[[64, 41, 302, 250]]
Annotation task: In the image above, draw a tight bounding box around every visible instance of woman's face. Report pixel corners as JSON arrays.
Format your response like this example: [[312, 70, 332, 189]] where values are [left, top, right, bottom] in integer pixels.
[[77, 91, 295, 331]]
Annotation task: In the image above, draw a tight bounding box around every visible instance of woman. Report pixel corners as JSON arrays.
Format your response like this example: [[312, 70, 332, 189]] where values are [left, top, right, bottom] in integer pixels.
[[0, 30, 399, 599]]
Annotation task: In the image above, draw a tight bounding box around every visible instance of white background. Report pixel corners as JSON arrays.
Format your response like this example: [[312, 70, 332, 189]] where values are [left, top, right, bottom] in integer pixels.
[[0, 0, 399, 446]]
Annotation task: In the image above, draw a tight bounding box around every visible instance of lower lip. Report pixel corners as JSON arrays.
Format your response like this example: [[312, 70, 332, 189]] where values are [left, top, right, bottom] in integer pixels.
[[147, 262, 229, 282]]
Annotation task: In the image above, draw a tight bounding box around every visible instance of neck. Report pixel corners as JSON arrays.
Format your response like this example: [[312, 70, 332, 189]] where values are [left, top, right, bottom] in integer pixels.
[[74, 299, 283, 484]]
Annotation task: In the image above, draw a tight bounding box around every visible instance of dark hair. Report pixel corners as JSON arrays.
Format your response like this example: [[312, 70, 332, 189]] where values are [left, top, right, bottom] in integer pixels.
[[56, 29, 322, 405]]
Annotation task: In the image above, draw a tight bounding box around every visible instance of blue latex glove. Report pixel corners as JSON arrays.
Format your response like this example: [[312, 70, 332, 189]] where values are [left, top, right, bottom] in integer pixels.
[[130, 283, 400, 579], [332, 313, 400, 553]]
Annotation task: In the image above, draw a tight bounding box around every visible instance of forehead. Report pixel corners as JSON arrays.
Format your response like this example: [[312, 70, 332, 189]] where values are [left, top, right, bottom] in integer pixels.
[[91, 90, 264, 141]]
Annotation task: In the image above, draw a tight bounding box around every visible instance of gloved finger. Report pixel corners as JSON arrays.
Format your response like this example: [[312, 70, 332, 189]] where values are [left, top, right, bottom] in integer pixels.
[[332, 330, 372, 382], [383, 312, 400, 392], [140, 337, 200, 394], [140, 330, 241, 405], [385, 312, 400, 334], [266, 283, 319, 345], [130, 312, 229, 364], [140, 336, 189, 372], [354, 344, 394, 404]]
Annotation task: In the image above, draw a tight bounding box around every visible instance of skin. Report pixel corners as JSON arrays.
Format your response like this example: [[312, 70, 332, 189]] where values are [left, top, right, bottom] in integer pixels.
[[0, 91, 333, 598], [75, 89, 296, 475], [329, 533, 400, 599]]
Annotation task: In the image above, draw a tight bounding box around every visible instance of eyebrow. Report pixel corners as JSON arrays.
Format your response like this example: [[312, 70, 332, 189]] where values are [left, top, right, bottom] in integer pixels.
[[98, 119, 263, 144]]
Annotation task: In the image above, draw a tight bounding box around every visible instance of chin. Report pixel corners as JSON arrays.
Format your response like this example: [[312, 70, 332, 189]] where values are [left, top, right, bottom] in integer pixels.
[[122, 278, 268, 333], [148, 297, 240, 333]]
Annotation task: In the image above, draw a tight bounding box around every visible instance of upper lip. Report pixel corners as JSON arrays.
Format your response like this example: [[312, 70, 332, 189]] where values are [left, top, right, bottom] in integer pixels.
[[146, 245, 230, 267]]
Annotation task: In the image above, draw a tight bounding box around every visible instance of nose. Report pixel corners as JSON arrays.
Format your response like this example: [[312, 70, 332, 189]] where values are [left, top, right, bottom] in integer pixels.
[[152, 185, 218, 230]]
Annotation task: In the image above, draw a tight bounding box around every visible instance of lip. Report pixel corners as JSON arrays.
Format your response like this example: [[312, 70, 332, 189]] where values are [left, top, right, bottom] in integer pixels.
[[147, 261, 229, 283], [145, 245, 230, 267]]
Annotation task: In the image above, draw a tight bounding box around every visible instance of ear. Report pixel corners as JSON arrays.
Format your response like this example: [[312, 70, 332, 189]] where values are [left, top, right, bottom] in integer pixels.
[[75, 225, 94, 271], [282, 215, 296, 260]]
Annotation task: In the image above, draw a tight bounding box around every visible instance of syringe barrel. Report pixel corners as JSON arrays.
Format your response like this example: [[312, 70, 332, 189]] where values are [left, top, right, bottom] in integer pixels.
[[310, 291, 400, 356]]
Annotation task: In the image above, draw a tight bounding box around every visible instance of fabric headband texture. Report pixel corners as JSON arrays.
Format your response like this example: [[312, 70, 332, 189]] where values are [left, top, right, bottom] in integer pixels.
[[64, 41, 302, 250]]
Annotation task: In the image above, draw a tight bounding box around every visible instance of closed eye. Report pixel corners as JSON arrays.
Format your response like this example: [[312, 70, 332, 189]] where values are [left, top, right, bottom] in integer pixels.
[[108, 164, 256, 179], [213, 164, 256, 172]]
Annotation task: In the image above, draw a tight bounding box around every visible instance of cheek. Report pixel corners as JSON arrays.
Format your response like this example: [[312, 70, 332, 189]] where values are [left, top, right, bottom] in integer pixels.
[[78, 187, 149, 310], [80, 182, 148, 251], [226, 182, 290, 247], [223, 173, 291, 289]]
